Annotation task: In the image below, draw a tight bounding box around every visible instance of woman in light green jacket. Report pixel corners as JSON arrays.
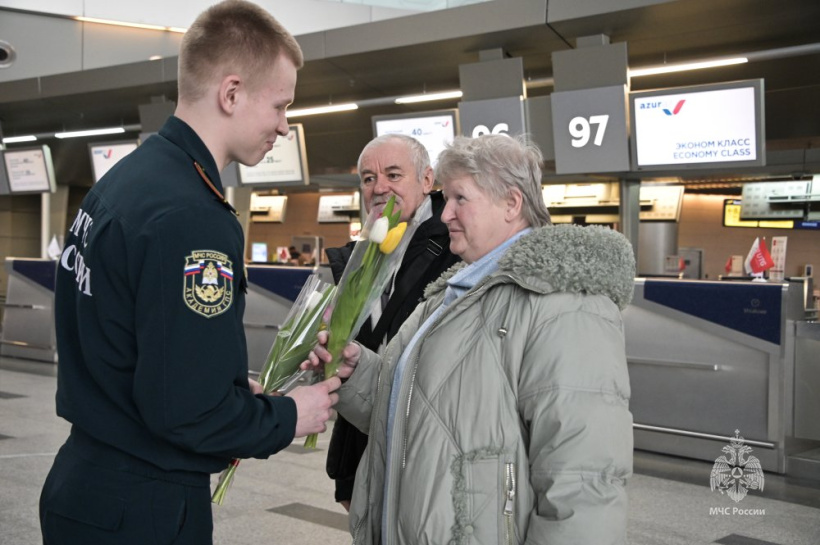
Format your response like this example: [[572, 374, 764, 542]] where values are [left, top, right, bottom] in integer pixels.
[[308, 134, 636, 544]]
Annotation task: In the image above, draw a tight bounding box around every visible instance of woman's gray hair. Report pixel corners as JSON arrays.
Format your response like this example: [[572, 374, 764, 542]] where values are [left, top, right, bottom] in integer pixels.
[[357, 134, 431, 182], [435, 134, 552, 227]]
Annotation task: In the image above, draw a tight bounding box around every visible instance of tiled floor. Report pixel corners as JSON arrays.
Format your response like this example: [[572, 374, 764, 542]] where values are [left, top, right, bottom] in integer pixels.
[[1, 355, 819, 545]]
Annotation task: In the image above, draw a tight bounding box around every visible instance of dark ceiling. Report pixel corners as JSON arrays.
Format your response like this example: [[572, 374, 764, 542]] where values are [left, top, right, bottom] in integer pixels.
[[2, 0, 820, 190]]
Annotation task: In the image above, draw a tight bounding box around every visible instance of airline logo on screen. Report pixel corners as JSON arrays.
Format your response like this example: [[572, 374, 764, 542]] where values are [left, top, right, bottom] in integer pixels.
[[638, 99, 686, 116], [663, 100, 685, 116]]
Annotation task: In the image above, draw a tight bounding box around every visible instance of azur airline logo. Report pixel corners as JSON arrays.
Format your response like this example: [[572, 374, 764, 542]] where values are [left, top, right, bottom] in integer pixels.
[[663, 100, 685, 116]]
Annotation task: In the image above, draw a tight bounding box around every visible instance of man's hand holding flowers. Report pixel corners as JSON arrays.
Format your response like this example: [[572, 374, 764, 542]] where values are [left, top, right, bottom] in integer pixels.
[[302, 330, 360, 379]]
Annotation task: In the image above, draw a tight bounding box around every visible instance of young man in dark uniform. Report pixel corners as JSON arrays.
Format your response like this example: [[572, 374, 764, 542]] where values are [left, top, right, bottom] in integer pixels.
[[39, 2, 340, 543], [325, 134, 459, 510]]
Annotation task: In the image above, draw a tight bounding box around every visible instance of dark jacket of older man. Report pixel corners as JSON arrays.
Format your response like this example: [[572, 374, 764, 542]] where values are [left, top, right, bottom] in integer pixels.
[[324, 190, 460, 503]]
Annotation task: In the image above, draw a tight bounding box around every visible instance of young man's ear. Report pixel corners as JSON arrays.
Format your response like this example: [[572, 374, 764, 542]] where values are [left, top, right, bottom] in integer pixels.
[[217, 75, 242, 115]]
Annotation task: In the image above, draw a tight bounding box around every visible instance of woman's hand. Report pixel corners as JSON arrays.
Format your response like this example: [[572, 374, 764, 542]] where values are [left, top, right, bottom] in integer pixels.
[[301, 330, 361, 379]]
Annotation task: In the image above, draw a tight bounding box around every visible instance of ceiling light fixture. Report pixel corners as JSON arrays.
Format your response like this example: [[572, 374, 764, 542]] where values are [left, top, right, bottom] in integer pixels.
[[287, 103, 358, 118], [629, 57, 748, 77], [395, 90, 463, 104], [54, 127, 126, 139], [2, 135, 37, 144], [74, 16, 187, 34]]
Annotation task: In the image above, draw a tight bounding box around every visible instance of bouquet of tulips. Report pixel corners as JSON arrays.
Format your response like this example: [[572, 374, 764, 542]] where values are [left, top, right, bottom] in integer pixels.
[[211, 274, 335, 505], [303, 195, 416, 448]]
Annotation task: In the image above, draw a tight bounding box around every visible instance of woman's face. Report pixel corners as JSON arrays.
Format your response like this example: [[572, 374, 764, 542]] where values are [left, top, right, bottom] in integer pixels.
[[441, 175, 517, 264]]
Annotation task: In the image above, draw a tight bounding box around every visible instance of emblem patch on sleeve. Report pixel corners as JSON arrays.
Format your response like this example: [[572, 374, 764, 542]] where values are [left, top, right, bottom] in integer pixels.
[[183, 250, 234, 318]]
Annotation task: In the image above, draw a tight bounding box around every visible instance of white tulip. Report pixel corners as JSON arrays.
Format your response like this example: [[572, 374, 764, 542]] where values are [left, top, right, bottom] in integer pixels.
[[369, 216, 389, 243], [305, 291, 323, 312]]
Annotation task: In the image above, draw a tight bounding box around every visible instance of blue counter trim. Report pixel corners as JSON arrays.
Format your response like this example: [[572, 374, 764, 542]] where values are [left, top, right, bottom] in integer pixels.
[[643, 280, 782, 345], [246, 266, 313, 302], [11, 259, 57, 293]]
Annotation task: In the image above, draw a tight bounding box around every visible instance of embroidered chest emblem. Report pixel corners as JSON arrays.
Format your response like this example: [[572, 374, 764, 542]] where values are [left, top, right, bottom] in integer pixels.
[[183, 250, 234, 318]]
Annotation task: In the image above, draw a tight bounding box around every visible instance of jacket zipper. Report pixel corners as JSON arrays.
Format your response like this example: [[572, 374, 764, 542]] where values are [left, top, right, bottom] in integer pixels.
[[389, 274, 521, 541], [401, 366, 417, 469], [504, 462, 516, 545], [352, 353, 389, 544]]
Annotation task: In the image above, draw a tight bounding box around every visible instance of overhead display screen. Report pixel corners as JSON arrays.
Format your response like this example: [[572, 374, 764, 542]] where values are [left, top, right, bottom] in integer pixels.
[[630, 79, 765, 171], [238, 124, 309, 186], [373, 109, 458, 166], [90, 141, 138, 182], [2, 145, 56, 194]]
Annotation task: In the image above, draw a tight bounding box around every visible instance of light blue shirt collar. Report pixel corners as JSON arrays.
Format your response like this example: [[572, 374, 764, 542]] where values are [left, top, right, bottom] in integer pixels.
[[443, 227, 532, 305]]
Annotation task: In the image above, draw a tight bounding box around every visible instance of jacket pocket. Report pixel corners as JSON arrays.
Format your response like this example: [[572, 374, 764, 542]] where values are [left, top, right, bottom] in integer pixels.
[[42, 483, 125, 541], [451, 449, 519, 544]]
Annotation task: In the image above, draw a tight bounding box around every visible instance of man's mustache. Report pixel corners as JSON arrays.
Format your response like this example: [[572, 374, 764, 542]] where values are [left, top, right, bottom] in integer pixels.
[[371, 195, 402, 207]]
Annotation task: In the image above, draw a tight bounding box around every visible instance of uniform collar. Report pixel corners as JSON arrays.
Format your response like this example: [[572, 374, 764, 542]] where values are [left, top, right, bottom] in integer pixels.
[[159, 116, 224, 195]]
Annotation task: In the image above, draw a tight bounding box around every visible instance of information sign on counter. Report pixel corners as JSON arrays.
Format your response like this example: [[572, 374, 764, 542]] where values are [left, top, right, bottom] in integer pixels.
[[238, 124, 309, 187], [769, 236, 788, 282], [630, 79, 765, 171], [251, 242, 268, 263], [550, 85, 630, 174], [2, 145, 56, 193]]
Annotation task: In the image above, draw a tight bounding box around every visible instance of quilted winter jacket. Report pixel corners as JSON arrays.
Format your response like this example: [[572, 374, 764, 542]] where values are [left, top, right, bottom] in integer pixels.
[[335, 224, 636, 545]]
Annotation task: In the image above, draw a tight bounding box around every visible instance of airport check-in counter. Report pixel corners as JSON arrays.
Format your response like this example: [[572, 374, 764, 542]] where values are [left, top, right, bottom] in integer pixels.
[[1, 258, 58, 363], [625, 277, 819, 476], [243, 264, 333, 375], [792, 320, 820, 476]]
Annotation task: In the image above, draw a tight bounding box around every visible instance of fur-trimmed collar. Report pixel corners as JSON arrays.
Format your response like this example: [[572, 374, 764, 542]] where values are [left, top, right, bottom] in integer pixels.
[[423, 224, 635, 310]]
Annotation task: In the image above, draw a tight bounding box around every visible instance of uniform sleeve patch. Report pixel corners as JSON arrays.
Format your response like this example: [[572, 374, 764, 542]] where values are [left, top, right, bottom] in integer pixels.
[[183, 250, 234, 318]]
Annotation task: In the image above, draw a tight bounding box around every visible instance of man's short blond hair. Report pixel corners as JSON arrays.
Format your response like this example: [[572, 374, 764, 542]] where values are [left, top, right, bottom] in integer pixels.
[[178, 0, 304, 103]]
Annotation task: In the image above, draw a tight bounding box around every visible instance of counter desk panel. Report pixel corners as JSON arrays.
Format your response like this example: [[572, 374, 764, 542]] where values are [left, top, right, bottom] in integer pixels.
[[624, 278, 812, 474], [1, 258, 58, 363]]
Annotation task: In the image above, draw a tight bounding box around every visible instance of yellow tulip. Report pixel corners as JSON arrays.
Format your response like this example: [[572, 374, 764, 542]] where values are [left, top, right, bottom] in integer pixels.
[[379, 222, 407, 254]]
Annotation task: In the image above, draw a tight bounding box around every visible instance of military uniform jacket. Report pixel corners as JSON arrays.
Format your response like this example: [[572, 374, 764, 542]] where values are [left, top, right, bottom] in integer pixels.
[[54, 116, 296, 479]]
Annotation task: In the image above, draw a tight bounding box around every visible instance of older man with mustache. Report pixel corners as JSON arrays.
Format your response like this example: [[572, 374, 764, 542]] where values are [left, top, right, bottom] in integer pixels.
[[324, 134, 460, 511]]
